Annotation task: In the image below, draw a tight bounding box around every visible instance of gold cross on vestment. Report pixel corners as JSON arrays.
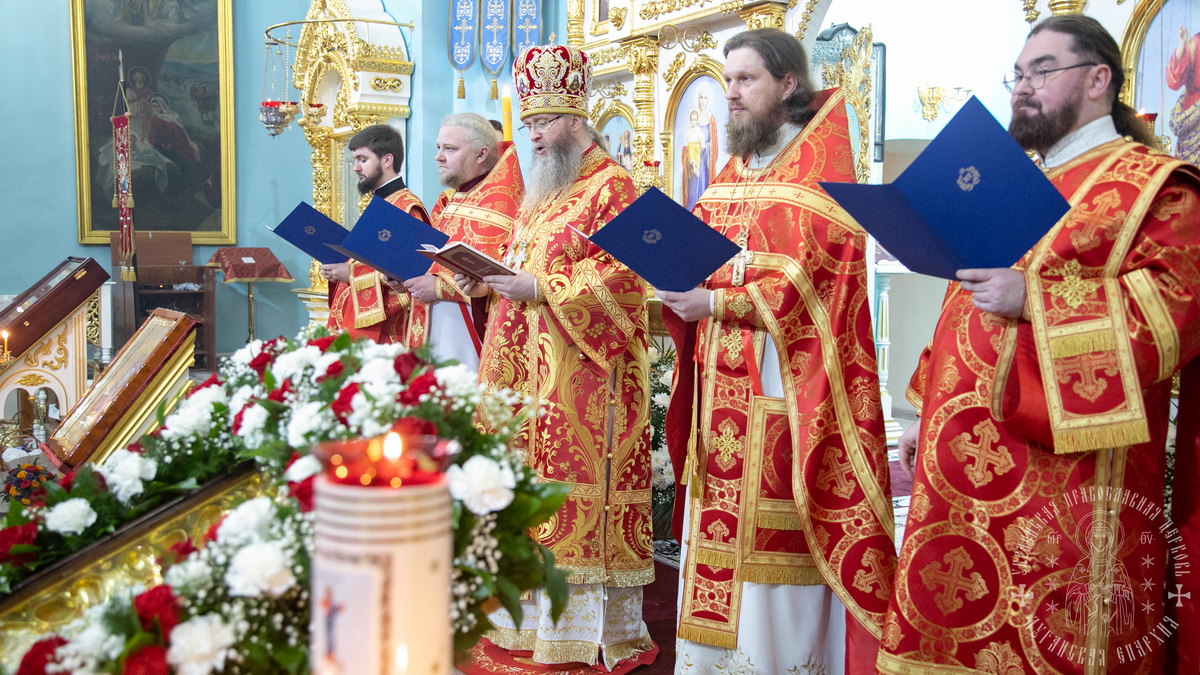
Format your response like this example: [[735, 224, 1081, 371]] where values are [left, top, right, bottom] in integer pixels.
[[730, 230, 752, 286]]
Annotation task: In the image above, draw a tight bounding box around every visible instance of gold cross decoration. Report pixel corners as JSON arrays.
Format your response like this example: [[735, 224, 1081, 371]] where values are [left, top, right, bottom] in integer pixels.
[[918, 546, 989, 615], [506, 240, 529, 270], [730, 230, 752, 286]]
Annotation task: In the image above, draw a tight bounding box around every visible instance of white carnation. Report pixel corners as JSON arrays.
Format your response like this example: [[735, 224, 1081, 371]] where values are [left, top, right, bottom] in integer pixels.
[[652, 392, 671, 407], [225, 541, 296, 597], [226, 384, 260, 427], [647, 346, 660, 363], [97, 448, 157, 503], [357, 341, 406, 363], [167, 614, 236, 675], [658, 371, 673, 388], [236, 402, 271, 446], [447, 455, 516, 515], [285, 454, 322, 483], [44, 498, 97, 535], [216, 497, 274, 546], [270, 345, 321, 382], [353, 357, 404, 399], [161, 386, 224, 440], [230, 339, 265, 366], [286, 401, 335, 448], [435, 363, 479, 400]]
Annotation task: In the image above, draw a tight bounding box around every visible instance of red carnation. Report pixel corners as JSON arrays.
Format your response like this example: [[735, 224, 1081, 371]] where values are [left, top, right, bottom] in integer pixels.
[[398, 371, 437, 405], [189, 372, 221, 395], [331, 382, 360, 425], [317, 360, 345, 383], [289, 475, 315, 512], [390, 417, 436, 436], [15, 636, 66, 675], [309, 335, 337, 352], [58, 470, 107, 494], [231, 405, 247, 435], [0, 522, 39, 567], [127, 442, 145, 454], [205, 514, 228, 542], [170, 538, 198, 560], [122, 645, 168, 675], [394, 352, 424, 381], [134, 585, 180, 638]]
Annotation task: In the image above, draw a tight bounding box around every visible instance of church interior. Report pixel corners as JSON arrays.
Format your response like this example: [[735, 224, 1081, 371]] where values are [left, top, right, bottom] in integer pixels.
[[0, 0, 1189, 673]]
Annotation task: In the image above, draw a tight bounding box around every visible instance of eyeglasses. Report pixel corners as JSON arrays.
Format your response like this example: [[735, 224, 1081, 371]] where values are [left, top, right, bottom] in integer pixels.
[[518, 115, 564, 135], [1003, 62, 1097, 93]]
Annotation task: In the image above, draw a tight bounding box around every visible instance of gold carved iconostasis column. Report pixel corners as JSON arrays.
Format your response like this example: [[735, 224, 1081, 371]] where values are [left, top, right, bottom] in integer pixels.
[[288, 0, 414, 327]]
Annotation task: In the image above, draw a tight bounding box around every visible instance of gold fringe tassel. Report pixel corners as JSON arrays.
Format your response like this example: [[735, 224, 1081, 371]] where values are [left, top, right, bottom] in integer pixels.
[[457, 76, 465, 99], [1052, 419, 1150, 454], [739, 564, 826, 586], [120, 266, 137, 282], [757, 511, 803, 531], [695, 547, 735, 570], [677, 623, 737, 649], [1049, 330, 1116, 359], [489, 77, 498, 100]]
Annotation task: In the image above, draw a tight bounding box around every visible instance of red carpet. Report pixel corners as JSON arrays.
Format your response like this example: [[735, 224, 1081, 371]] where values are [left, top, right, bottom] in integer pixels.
[[458, 562, 679, 674]]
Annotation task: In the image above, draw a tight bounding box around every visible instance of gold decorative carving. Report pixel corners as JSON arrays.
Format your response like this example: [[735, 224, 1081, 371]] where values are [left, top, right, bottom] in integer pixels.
[[16, 374, 49, 387], [568, 0, 585, 45], [622, 36, 660, 192], [370, 76, 404, 92], [659, 25, 718, 53], [592, 80, 629, 98], [1047, 0, 1087, 14], [794, 0, 823, 42], [640, 0, 715, 22], [596, 100, 637, 134], [85, 292, 101, 347], [663, 53, 688, 87], [590, 44, 627, 68], [0, 469, 267, 665], [591, 98, 607, 124], [610, 6, 627, 29], [1021, 0, 1041, 23], [22, 330, 68, 371], [820, 26, 876, 183], [739, 2, 788, 30]]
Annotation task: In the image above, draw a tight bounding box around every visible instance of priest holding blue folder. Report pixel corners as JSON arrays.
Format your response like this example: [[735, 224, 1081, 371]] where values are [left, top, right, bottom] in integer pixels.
[[655, 28, 895, 674], [320, 124, 430, 343], [882, 16, 1200, 674]]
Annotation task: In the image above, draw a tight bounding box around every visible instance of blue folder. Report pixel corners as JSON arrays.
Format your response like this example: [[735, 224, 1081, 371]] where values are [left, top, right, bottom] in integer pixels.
[[588, 187, 741, 292], [819, 96, 1069, 279], [325, 196, 450, 280], [268, 202, 349, 265]]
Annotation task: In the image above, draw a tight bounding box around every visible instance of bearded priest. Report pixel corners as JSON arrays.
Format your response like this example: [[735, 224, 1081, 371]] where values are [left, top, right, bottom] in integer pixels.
[[458, 44, 655, 670], [657, 28, 896, 674]]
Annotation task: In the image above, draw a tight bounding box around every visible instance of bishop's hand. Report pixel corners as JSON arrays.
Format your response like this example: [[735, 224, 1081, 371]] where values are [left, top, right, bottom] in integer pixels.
[[657, 288, 713, 322], [404, 274, 439, 303], [455, 274, 490, 298], [321, 262, 350, 284], [485, 272, 538, 302], [898, 421, 920, 479], [956, 268, 1026, 318]]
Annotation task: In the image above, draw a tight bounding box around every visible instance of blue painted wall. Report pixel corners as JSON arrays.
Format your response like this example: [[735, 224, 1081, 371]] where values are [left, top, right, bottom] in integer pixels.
[[0, 1, 564, 356]]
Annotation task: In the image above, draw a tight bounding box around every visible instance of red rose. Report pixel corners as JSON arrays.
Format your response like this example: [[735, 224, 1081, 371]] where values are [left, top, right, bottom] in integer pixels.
[[394, 352, 424, 381], [205, 514, 227, 542], [317, 360, 344, 383], [248, 350, 274, 375], [309, 335, 337, 352], [331, 382, 360, 425], [189, 372, 221, 395], [169, 538, 198, 560], [16, 636, 66, 675], [288, 475, 315, 512], [122, 645, 168, 675], [0, 522, 39, 567], [268, 379, 293, 402], [133, 585, 180, 637], [127, 442, 145, 454], [390, 417, 436, 436], [398, 371, 437, 405]]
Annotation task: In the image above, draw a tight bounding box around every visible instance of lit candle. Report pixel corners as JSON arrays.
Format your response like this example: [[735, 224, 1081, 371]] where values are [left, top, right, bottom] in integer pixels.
[[2, 329, 8, 356], [501, 88, 513, 142]]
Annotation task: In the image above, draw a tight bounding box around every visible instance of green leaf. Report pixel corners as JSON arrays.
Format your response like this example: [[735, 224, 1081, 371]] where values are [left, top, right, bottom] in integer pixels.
[[494, 576, 523, 627], [539, 545, 570, 623], [525, 484, 571, 526], [272, 644, 308, 674], [4, 502, 30, 528], [118, 631, 158, 663]]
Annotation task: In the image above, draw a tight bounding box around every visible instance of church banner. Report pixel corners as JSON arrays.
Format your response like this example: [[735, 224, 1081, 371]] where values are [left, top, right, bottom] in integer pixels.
[[449, 0, 479, 98], [513, 0, 542, 59], [480, 0, 510, 99]]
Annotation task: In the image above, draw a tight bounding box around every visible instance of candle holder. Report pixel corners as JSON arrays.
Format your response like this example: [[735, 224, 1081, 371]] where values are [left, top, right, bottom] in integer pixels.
[[310, 431, 456, 673], [0, 330, 12, 366]]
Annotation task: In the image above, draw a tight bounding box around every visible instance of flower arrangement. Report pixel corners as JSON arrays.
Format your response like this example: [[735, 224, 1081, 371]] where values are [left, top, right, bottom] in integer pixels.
[[647, 344, 675, 540], [3, 463, 52, 508], [5, 329, 570, 673]]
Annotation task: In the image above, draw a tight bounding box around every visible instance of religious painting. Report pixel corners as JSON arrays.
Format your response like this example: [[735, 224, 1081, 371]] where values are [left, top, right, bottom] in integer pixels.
[[666, 66, 728, 210], [1127, 0, 1200, 162], [71, 0, 235, 245], [599, 107, 635, 174]]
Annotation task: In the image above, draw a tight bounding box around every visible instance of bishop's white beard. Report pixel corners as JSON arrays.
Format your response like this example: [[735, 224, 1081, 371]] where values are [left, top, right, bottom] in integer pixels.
[[522, 136, 583, 209]]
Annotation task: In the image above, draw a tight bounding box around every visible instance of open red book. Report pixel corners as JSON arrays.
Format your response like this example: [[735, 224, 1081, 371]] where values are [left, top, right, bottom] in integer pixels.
[[417, 242, 515, 282]]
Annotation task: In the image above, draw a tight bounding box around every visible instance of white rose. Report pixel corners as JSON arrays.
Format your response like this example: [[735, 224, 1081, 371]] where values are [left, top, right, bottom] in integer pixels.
[[658, 371, 673, 388], [225, 541, 296, 597], [98, 449, 158, 504], [167, 614, 236, 675], [216, 497, 275, 545], [446, 455, 516, 515], [285, 454, 322, 483], [44, 498, 98, 535], [270, 345, 321, 383]]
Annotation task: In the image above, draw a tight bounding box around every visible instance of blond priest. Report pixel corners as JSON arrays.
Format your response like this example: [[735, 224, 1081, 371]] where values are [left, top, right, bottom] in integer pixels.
[[658, 29, 896, 673], [459, 44, 655, 669], [322, 124, 429, 343], [397, 113, 522, 369], [883, 16, 1200, 673]]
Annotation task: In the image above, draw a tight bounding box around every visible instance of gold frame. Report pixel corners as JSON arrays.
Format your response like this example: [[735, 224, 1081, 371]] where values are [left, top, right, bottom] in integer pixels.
[[1119, 0, 1164, 106], [661, 56, 726, 201], [70, 0, 236, 245]]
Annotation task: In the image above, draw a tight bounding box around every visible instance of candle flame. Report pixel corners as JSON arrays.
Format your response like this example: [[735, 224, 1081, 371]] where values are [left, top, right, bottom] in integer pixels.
[[383, 432, 403, 461], [1, 330, 7, 339]]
